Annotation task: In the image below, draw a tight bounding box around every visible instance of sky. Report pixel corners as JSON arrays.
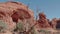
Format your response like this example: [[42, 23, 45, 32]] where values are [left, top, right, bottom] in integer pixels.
[[0, 0, 60, 19]]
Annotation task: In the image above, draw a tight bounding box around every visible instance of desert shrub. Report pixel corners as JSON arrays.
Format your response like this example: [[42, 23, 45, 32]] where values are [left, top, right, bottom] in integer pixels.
[[16, 22, 25, 32], [0, 20, 8, 32], [39, 29, 51, 34], [30, 27, 37, 34]]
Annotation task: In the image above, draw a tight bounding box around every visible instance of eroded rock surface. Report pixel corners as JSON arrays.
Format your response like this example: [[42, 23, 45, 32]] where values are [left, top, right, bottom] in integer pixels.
[[0, 1, 34, 31], [51, 18, 60, 29], [38, 12, 51, 28]]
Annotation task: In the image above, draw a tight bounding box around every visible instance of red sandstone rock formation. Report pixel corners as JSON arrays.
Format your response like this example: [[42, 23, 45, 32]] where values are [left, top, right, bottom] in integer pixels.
[[0, 1, 60, 34], [38, 12, 51, 28], [0, 1, 34, 31], [50, 18, 57, 29], [51, 18, 60, 29], [56, 19, 60, 29]]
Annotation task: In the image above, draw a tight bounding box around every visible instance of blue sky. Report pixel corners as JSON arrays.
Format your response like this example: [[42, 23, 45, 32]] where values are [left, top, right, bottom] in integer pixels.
[[0, 0, 60, 19]]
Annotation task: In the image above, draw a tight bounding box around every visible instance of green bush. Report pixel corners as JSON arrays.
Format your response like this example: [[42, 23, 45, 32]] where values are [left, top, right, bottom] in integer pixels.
[[30, 27, 37, 34], [0, 20, 8, 32], [16, 22, 25, 32]]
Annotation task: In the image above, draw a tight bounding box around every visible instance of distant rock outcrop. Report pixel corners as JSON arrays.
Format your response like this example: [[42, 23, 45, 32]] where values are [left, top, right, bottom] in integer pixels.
[[51, 18, 60, 29], [38, 12, 51, 28]]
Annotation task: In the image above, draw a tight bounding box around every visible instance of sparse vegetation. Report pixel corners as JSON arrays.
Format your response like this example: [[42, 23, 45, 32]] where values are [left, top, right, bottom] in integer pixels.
[[30, 27, 37, 34], [0, 20, 8, 33], [17, 22, 25, 31]]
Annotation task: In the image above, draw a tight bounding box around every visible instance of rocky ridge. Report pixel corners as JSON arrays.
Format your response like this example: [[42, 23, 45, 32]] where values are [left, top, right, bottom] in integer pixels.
[[0, 1, 60, 34]]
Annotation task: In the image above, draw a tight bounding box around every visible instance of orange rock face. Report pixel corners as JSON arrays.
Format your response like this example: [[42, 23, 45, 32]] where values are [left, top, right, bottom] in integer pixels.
[[38, 12, 51, 28], [50, 18, 60, 29], [0, 1, 34, 31]]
